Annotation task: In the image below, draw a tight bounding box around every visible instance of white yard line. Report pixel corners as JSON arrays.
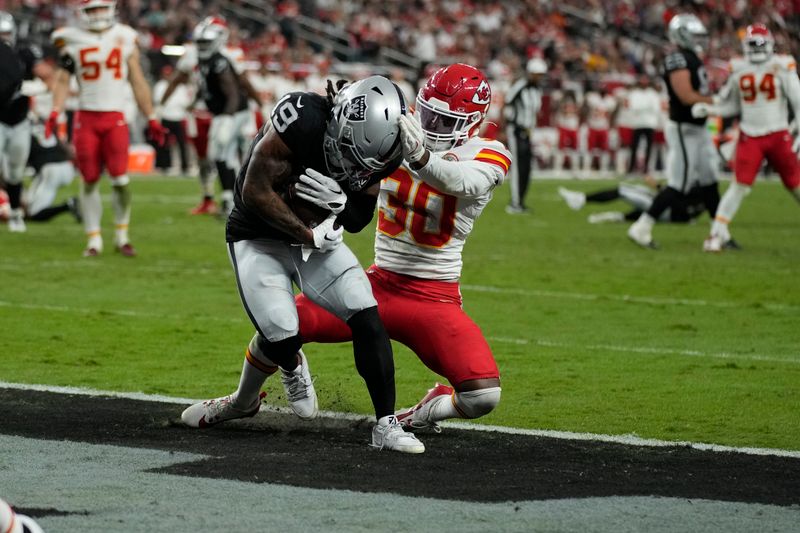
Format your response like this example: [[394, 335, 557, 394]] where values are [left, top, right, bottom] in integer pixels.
[[0, 299, 796, 364], [1, 380, 798, 459], [462, 284, 799, 312], [1, 256, 795, 312]]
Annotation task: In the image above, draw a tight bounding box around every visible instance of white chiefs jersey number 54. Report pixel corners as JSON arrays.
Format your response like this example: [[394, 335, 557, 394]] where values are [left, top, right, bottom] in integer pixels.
[[52, 23, 138, 113]]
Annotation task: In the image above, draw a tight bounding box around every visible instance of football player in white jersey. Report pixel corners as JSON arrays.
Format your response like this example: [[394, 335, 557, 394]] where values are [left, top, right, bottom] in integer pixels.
[[692, 24, 800, 252], [581, 84, 616, 175], [46, 0, 166, 257], [295, 64, 511, 432]]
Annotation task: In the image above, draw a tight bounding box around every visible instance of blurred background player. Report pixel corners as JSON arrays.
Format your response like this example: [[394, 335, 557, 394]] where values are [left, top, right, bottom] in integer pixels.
[[626, 75, 662, 178], [627, 13, 719, 249], [24, 121, 81, 223], [503, 57, 544, 214], [693, 24, 800, 252], [553, 89, 581, 178], [161, 16, 262, 217], [152, 64, 192, 176], [295, 64, 509, 433], [47, 0, 166, 257], [581, 82, 615, 176], [559, 178, 707, 225], [181, 76, 424, 454], [0, 11, 46, 233]]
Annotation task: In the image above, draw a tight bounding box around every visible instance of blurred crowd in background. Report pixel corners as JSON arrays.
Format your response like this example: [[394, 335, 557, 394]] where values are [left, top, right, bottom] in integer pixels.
[[2, 0, 797, 175]]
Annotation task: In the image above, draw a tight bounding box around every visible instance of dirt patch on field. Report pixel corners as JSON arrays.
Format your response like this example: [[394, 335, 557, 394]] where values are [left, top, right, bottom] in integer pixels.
[[3, 388, 799, 505]]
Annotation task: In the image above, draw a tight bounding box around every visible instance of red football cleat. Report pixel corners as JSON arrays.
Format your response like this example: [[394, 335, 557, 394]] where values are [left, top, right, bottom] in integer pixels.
[[116, 243, 137, 257], [190, 198, 218, 215], [83, 247, 100, 258], [395, 382, 454, 431]]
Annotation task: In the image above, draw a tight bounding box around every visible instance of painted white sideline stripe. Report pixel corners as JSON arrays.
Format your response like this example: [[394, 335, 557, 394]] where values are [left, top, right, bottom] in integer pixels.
[[495, 338, 799, 365], [2, 381, 798, 459], [1, 300, 796, 364], [463, 284, 799, 312]]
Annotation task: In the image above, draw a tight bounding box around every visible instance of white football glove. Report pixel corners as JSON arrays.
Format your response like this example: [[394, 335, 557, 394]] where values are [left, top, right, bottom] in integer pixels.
[[214, 114, 235, 147], [691, 103, 711, 119], [294, 168, 347, 215], [301, 213, 344, 261], [398, 113, 427, 164]]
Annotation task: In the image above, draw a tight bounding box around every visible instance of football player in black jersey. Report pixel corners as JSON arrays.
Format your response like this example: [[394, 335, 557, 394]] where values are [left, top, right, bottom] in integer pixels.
[[0, 11, 46, 232], [180, 76, 425, 453], [24, 122, 81, 223], [628, 13, 721, 248], [161, 17, 262, 217]]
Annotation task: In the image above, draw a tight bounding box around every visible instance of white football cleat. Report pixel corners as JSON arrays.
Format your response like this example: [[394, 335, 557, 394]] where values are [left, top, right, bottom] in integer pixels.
[[280, 351, 318, 420], [627, 220, 657, 249], [395, 382, 454, 432], [371, 415, 425, 454], [181, 392, 265, 428], [558, 187, 586, 211], [703, 234, 723, 253], [8, 209, 26, 233]]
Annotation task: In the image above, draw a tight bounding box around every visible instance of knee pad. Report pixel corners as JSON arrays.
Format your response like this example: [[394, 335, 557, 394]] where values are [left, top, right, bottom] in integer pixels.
[[251, 332, 301, 369], [109, 174, 130, 187], [454, 387, 501, 419]]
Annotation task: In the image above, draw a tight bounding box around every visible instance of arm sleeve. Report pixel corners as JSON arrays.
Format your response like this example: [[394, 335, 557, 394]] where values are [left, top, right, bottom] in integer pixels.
[[335, 192, 378, 233], [415, 155, 503, 198], [781, 65, 800, 119], [710, 75, 741, 117]]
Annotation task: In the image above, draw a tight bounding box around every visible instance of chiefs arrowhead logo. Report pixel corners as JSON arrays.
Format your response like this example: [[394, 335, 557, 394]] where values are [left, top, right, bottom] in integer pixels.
[[472, 80, 491, 105]]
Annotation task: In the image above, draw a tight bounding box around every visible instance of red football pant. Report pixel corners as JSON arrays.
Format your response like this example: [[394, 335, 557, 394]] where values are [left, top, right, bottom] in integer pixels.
[[734, 130, 800, 189], [73, 110, 129, 183], [191, 115, 212, 159], [587, 128, 609, 151], [296, 265, 499, 386], [558, 128, 578, 150]]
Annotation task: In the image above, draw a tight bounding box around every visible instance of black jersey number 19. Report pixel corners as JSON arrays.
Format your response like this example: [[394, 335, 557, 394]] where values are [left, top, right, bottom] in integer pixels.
[[272, 96, 300, 133]]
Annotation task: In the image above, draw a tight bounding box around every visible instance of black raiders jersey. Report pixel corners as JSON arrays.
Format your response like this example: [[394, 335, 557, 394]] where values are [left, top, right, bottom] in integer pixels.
[[226, 91, 401, 243], [0, 43, 42, 126], [198, 51, 248, 116], [28, 127, 70, 173], [662, 48, 709, 125]]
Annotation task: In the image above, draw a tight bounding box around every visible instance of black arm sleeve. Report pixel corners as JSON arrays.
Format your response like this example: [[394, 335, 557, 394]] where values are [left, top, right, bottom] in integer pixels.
[[336, 193, 377, 233], [58, 53, 76, 74]]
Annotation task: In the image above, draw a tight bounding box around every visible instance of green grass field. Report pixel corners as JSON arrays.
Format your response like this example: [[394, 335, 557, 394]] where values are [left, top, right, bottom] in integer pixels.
[[1, 175, 798, 451]]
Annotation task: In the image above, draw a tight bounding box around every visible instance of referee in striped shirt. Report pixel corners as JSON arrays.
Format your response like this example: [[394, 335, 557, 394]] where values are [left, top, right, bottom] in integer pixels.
[[503, 57, 546, 214]]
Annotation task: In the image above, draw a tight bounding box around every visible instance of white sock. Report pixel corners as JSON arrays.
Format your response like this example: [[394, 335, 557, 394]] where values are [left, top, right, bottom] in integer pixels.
[[221, 189, 234, 203], [635, 212, 655, 230], [81, 182, 102, 238], [111, 184, 131, 245], [426, 394, 460, 422], [233, 334, 278, 408], [711, 182, 750, 237]]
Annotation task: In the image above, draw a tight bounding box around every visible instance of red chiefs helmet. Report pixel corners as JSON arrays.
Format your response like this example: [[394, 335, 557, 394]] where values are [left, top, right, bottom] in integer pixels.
[[742, 24, 774, 63], [416, 63, 491, 151], [78, 0, 116, 31]]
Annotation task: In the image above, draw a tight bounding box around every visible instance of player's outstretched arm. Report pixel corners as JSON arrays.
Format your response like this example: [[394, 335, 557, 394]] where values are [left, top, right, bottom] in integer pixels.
[[159, 69, 190, 106], [669, 69, 713, 106], [242, 126, 314, 245], [398, 114, 502, 198]]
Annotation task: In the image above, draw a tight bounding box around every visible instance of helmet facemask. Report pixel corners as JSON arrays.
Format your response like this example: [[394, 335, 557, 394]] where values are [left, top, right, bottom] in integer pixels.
[[416, 94, 483, 152], [80, 2, 115, 32], [743, 35, 774, 63]]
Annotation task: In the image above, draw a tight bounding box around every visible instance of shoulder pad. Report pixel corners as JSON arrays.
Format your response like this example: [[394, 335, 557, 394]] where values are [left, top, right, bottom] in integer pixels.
[[664, 52, 689, 72], [51, 27, 72, 49], [776, 54, 796, 71], [728, 57, 747, 73]]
